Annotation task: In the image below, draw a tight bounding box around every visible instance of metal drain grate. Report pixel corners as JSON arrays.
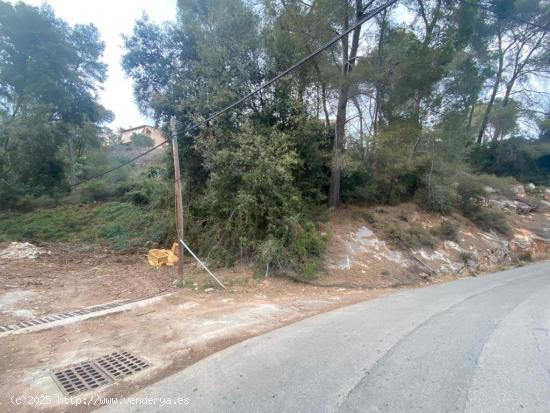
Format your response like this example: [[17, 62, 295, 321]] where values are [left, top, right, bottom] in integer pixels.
[[95, 351, 150, 379], [52, 362, 112, 396], [0, 292, 166, 334]]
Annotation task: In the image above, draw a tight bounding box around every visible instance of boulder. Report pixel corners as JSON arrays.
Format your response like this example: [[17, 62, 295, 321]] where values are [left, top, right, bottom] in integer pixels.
[[526, 182, 536, 191], [483, 185, 496, 194]]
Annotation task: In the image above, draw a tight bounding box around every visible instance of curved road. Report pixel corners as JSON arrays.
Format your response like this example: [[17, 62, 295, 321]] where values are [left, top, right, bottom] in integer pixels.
[[100, 262, 550, 412]]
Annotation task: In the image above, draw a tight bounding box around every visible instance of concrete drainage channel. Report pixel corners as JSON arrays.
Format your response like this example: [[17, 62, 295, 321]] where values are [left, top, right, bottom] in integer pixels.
[[0, 292, 172, 336], [52, 351, 151, 396]]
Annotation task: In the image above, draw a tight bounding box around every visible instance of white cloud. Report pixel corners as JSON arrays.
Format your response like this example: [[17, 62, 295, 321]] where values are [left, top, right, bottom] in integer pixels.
[[11, 0, 177, 130]]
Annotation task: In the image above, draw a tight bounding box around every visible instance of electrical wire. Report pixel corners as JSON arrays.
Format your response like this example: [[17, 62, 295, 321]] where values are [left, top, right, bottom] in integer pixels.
[[70, 0, 398, 187]]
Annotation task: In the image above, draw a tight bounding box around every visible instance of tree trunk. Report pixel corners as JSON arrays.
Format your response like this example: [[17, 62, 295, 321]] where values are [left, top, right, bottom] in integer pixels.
[[352, 96, 365, 155], [477, 29, 504, 144], [491, 78, 515, 141], [467, 101, 475, 129], [372, 9, 387, 137], [328, 0, 363, 208], [313, 62, 330, 130], [67, 138, 76, 189]]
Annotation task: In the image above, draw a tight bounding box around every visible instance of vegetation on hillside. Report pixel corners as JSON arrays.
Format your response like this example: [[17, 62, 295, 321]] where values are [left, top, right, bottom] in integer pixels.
[[1, 0, 549, 278]]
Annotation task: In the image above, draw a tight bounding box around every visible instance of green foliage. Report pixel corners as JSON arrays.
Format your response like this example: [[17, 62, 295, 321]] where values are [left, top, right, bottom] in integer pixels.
[[130, 133, 155, 148], [0, 1, 111, 199], [415, 175, 459, 215], [459, 251, 473, 263], [432, 220, 459, 242], [0, 202, 173, 251], [456, 176, 487, 214], [80, 181, 112, 203], [187, 124, 326, 275], [384, 223, 436, 251], [464, 208, 510, 236], [470, 138, 550, 184], [453, 175, 511, 236], [342, 127, 430, 205]]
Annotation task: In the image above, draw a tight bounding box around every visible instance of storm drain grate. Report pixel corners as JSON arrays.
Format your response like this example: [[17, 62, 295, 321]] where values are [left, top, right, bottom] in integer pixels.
[[95, 351, 151, 379], [0, 292, 166, 334], [51, 351, 151, 396], [52, 362, 112, 396]]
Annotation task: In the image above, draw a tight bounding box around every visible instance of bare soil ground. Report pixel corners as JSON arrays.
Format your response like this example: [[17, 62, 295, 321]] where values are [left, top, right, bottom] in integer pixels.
[[0, 244, 174, 324], [0, 247, 410, 413]]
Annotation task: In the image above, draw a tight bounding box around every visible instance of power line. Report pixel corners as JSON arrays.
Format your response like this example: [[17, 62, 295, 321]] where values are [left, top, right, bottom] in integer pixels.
[[70, 0, 397, 187], [70, 140, 168, 187], [174, 0, 397, 137]]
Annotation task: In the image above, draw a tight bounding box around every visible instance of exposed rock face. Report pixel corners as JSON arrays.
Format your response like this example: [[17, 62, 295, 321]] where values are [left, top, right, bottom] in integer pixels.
[[327, 226, 410, 271], [324, 200, 549, 288]]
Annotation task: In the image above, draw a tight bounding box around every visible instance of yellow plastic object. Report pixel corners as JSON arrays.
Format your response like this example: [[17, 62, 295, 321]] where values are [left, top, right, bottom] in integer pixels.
[[148, 242, 181, 267]]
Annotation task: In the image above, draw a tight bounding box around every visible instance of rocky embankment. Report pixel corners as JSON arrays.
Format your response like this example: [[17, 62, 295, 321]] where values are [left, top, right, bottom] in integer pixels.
[[320, 183, 550, 288]]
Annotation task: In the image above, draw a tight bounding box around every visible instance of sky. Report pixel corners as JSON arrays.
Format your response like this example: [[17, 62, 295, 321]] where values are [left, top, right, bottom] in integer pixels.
[[14, 0, 177, 130]]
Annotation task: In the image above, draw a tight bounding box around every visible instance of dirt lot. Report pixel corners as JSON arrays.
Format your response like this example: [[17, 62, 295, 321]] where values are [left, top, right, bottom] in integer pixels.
[[0, 244, 415, 413], [0, 244, 175, 325]]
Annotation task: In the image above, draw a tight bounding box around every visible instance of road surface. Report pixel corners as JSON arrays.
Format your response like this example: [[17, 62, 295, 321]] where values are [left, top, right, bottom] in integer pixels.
[[99, 262, 550, 412]]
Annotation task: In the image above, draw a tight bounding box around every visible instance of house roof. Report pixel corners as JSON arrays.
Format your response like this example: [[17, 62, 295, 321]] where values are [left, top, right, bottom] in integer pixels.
[[120, 125, 157, 133]]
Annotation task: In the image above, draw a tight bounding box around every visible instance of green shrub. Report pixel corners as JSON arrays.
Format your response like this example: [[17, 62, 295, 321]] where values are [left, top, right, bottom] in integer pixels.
[[130, 133, 155, 147], [453, 175, 511, 236], [432, 220, 459, 242], [456, 176, 487, 215], [459, 251, 473, 263], [14, 195, 38, 212], [79, 181, 112, 203], [385, 223, 436, 250], [12, 194, 57, 211], [254, 220, 326, 280], [465, 208, 511, 236], [190, 124, 327, 277], [415, 175, 458, 215]]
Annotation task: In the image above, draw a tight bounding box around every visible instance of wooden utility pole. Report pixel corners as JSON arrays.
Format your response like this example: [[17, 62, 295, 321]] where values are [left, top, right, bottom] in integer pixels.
[[169, 116, 185, 277]]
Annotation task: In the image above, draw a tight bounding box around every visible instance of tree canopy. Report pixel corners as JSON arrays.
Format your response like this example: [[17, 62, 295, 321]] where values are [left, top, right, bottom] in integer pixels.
[[0, 0, 111, 197]]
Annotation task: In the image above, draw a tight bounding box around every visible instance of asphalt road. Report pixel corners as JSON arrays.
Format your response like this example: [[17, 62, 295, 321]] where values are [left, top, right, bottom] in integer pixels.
[[99, 262, 550, 413]]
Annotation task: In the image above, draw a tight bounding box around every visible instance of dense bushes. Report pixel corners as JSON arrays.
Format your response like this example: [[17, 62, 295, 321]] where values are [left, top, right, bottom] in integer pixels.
[[188, 124, 326, 278], [470, 138, 550, 184]]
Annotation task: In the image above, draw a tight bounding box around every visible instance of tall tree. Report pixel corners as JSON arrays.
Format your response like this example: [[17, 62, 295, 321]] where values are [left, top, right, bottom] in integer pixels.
[[0, 1, 110, 191], [476, 0, 549, 143], [328, 0, 365, 208]]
